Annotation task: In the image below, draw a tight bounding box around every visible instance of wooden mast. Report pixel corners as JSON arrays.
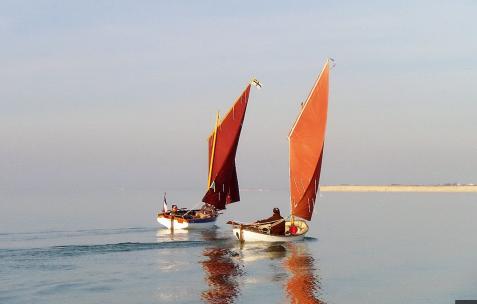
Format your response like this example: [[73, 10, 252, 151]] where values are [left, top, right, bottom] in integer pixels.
[[207, 111, 220, 189]]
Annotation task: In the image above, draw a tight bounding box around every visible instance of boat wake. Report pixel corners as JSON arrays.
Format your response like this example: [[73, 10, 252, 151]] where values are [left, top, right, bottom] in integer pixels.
[[0, 240, 215, 261], [0, 226, 157, 242], [51, 240, 209, 255]]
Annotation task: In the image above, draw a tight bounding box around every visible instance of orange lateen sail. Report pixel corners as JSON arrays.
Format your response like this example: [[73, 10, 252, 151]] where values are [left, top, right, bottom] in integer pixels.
[[288, 61, 330, 221], [202, 84, 251, 210]]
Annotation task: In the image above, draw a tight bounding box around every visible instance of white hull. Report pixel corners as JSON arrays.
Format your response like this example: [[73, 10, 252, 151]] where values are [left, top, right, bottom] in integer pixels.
[[231, 220, 308, 242], [157, 216, 217, 230]]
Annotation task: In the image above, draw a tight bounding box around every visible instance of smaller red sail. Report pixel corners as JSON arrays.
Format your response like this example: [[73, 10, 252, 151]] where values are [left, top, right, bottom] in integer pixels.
[[202, 84, 251, 210]]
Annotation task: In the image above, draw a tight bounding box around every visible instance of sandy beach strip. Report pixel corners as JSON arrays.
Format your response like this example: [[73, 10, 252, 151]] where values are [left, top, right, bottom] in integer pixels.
[[319, 185, 477, 192]]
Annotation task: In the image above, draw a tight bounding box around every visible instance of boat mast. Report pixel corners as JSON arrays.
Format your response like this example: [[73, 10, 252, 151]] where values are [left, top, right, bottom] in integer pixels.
[[288, 136, 295, 225], [207, 111, 220, 189]]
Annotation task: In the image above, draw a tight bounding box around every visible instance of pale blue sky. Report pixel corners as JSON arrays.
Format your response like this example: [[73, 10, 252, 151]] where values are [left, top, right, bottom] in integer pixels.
[[1, 0, 477, 198]]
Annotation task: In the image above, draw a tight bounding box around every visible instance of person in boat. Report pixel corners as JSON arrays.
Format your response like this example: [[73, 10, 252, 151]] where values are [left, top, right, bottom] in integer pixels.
[[170, 204, 179, 215], [195, 204, 217, 219], [255, 208, 285, 235]]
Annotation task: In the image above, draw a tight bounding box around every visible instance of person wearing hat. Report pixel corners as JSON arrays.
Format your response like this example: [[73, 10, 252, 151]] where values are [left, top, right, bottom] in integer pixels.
[[255, 208, 285, 235]]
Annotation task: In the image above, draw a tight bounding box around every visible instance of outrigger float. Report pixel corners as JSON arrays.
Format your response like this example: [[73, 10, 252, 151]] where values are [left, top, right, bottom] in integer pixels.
[[157, 80, 260, 229], [228, 60, 332, 242]]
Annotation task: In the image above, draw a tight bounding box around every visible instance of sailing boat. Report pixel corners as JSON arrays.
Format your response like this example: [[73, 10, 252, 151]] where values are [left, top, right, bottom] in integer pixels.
[[228, 60, 331, 241], [157, 80, 258, 229]]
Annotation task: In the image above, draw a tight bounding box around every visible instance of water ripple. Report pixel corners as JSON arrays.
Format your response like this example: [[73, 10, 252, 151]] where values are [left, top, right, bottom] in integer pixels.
[[0, 240, 213, 260]]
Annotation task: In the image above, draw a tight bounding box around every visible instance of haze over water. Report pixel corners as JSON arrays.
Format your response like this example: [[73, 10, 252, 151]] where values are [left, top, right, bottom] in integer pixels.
[[2, 1, 477, 303], [2, 191, 477, 303]]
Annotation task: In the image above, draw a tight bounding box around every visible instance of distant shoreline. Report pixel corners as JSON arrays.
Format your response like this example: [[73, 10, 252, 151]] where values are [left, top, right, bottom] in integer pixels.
[[320, 185, 477, 192]]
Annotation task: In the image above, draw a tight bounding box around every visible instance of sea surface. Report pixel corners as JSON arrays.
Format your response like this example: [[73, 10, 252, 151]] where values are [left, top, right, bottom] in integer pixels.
[[1, 191, 477, 303]]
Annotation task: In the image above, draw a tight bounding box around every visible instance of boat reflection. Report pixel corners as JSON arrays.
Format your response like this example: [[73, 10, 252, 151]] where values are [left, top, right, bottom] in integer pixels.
[[200, 229, 242, 304], [173, 229, 322, 303], [238, 242, 287, 262], [283, 242, 323, 304], [155, 228, 192, 242], [155, 227, 222, 242], [232, 241, 323, 304]]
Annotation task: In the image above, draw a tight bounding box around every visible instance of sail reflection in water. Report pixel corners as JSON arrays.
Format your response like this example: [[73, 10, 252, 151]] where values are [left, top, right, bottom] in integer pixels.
[[158, 228, 322, 303], [284, 243, 323, 304], [201, 246, 243, 304]]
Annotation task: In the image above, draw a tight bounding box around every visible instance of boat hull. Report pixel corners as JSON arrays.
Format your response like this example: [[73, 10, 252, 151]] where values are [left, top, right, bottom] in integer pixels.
[[157, 214, 217, 230], [231, 220, 308, 242]]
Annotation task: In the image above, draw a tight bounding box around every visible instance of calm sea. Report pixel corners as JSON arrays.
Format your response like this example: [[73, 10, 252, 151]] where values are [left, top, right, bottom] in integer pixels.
[[1, 191, 477, 303]]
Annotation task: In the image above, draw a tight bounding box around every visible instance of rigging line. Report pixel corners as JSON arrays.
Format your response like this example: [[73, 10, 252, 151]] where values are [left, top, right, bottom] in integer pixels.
[[292, 177, 300, 208], [183, 201, 207, 217]]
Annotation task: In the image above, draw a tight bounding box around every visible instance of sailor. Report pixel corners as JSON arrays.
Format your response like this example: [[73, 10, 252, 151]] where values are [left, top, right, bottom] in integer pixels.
[[199, 204, 217, 218], [255, 208, 285, 235], [171, 204, 179, 215]]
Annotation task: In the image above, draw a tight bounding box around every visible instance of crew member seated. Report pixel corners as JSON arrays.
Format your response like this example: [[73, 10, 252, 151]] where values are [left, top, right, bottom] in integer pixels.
[[170, 204, 179, 215], [255, 208, 285, 235], [195, 204, 217, 219]]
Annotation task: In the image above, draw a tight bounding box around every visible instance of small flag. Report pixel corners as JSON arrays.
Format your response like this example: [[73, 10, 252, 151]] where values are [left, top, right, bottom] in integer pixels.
[[251, 78, 262, 89], [163, 192, 168, 212]]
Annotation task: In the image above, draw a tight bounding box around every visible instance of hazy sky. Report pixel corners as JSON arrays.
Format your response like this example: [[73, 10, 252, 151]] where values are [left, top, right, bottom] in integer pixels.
[[1, 0, 477, 199]]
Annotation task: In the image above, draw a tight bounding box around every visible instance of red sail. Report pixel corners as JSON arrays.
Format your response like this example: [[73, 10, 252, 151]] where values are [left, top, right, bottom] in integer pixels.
[[202, 84, 251, 210], [289, 62, 330, 221]]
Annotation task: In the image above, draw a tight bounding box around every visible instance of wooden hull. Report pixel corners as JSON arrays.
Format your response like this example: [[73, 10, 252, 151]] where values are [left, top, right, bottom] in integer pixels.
[[157, 214, 217, 230], [231, 220, 309, 242]]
